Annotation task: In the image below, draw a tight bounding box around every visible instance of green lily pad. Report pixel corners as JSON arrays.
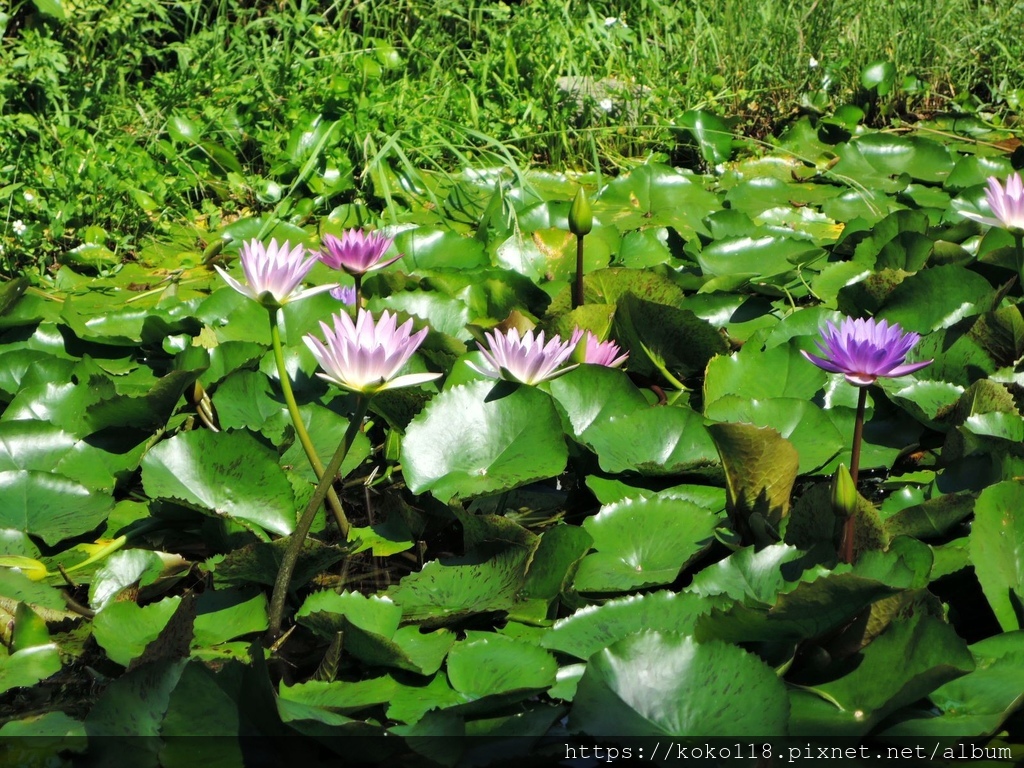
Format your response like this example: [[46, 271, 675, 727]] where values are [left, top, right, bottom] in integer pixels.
[[549, 267, 688, 313], [297, 590, 402, 638], [678, 109, 735, 165], [386, 546, 535, 626], [89, 549, 169, 611], [572, 494, 722, 593], [0, 469, 113, 546], [971, 481, 1024, 631], [141, 429, 297, 536], [704, 339, 826, 406], [394, 228, 487, 271], [596, 163, 719, 235], [790, 614, 974, 737], [883, 491, 976, 539], [881, 631, 1024, 739], [0, 567, 62, 610], [0, 644, 62, 696], [876, 264, 996, 334], [93, 598, 182, 667], [402, 382, 568, 503], [447, 633, 557, 697], [612, 292, 729, 381], [570, 632, 788, 737], [192, 588, 268, 647], [584, 403, 719, 476], [279, 676, 399, 714], [542, 590, 711, 660], [697, 235, 826, 280], [708, 423, 800, 541], [545, 365, 649, 437], [705, 395, 843, 474]]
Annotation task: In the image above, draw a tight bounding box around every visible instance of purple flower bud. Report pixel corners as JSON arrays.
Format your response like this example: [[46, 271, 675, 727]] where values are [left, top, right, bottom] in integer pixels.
[[330, 285, 357, 305]]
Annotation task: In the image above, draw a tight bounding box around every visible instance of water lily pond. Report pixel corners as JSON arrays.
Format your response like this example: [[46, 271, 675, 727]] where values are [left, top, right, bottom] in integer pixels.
[[2, 112, 1024, 765]]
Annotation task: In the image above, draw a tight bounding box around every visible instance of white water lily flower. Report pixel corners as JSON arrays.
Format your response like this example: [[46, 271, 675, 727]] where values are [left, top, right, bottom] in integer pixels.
[[468, 327, 583, 385], [961, 173, 1024, 233], [214, 238, 335, 309], [304, 309, 440, 395]]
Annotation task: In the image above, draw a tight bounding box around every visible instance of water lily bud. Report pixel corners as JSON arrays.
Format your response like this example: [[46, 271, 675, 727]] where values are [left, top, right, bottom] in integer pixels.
[[569, 188, 593, 236], [831, 463, 857, 518]]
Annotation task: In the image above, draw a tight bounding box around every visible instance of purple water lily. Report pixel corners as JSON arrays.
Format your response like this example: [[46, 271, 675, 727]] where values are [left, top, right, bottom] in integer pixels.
[[468, 327, 584, 385], [330, 285, 357, 305], [319, 229, 402, 276], [214, 238, 334, 308], [582, 331, 628, 368], [304, 309, 440, 395], [801, 317, 932, 387], [803, 315, 932, 565]]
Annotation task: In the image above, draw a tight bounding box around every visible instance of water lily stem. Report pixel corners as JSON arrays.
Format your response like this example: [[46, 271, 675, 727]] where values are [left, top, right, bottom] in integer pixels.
[[1015, 233, 1024, 289], [843, 386, 868, 565], [269, 309, 349, 537], [572, 234, 585, 309], [354, 274, 364, 308], [267, 394, 370, 642]]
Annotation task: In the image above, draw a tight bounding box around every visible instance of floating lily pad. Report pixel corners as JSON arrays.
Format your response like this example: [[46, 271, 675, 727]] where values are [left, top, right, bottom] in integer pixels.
[[141, 429, 297, 536], [402, 382, 568, 503], [572, 494, 722, 593], [570, 632, 788, 737]]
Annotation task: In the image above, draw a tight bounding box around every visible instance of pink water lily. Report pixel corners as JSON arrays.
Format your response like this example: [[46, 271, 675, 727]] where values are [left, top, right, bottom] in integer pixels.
[[468, 327, 584, 385], [304, 309, 440, 395], [802, 317, 932, 387], [319, 229, 402, 276], [582, 331, 628, 368], [961, 173, 1024, 232], [214, 238, 334, 308]]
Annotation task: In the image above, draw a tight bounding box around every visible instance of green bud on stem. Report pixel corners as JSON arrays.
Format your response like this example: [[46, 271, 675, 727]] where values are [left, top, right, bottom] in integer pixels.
[[568, 188, 593, 236], [830, 463, 857, 519]]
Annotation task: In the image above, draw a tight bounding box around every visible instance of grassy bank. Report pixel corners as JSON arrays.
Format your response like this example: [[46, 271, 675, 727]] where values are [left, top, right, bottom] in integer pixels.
[[2, 0, 1023, 273]]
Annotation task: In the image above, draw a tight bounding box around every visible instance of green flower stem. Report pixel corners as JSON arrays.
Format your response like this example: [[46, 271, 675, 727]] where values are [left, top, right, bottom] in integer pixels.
[[353, 274, 364, 308], [842, 385, 868, 565], [268, 309, 349, 538], [1015, 233, 1024, 289], [572, 234, 585, 309], [267, 393, 370, 642]]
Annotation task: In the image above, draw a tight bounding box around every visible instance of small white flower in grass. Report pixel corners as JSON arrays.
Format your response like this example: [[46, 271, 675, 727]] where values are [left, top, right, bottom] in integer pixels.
[[304, 309, 440, 395], [214, 238, 335, 309], [12, 221, 26, 236], [468, 327, 583, 385]]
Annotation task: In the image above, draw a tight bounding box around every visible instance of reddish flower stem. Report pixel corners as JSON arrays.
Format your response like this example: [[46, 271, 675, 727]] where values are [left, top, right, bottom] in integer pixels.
[[842, 386, 868, 565], [572, 234, 585, 309]]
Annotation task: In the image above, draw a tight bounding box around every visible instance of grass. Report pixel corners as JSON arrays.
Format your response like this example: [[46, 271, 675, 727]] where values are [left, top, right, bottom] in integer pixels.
[[2, 0, 1024, 274]]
